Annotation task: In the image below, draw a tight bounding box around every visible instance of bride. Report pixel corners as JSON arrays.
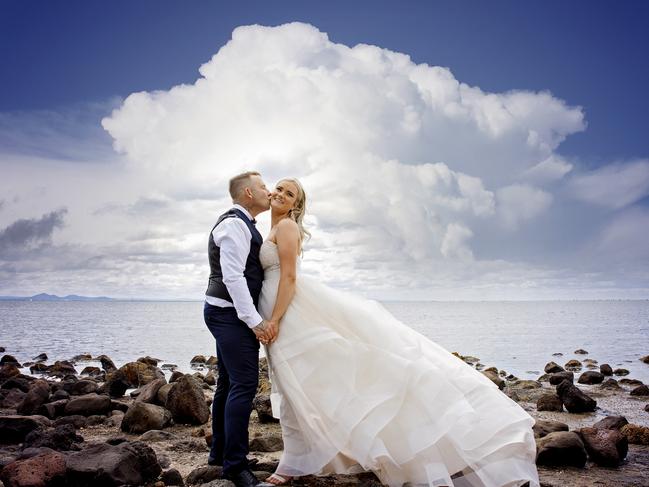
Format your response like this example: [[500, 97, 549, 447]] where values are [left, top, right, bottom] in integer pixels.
[[257, 178, 540, 487]]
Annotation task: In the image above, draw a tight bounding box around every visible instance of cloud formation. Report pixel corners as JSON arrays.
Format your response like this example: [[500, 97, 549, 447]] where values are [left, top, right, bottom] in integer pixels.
[[1, 22, 648, 299], [0, 209, 67, 258]]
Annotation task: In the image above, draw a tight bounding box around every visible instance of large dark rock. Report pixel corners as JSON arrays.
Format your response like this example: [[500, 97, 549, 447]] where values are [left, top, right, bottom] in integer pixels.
[[101, 362, 164, 398], [548, 370, 574, 385], [24, 423, 83, 451], [16, 380, 50, 415], [556, 379, 597, 413], [1, 376, 32, 392], [0, 355, 21, 367], [165, 375, 210, 425], [0, 415, 46, 444], [186, 465, 222, 485], [578, 426, 628, 467], [577, 371, 605, 385], [253, 394, 277, 423], [134, 377, 166, 404], [66, 440, 161, 487], [0, 387, 27, 408], [64, 394, 112, 417], [544, 361, 564, 374], [249, 433, 284, 452], [0, 450, 67, 487], [120, 402, 172, 434], [64, 380, 99, 396], [95, 355, 116, 373], [533, 419, 569, 439], [594, 415, 629, 431], [161, 467, 184, 486], [157, 383, 173, 404], [600, 363, 613, 376], [47, 361, 78, 378], [0, 364, 21, 382], [536, 393, 563, 412], [630, 384, 649, 396], [535, 431, 587, 467], [36, 399, 69, 419]]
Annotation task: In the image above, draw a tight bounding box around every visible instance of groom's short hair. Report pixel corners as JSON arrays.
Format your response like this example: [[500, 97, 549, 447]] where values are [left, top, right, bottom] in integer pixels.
[[229, 171, 261, 200]]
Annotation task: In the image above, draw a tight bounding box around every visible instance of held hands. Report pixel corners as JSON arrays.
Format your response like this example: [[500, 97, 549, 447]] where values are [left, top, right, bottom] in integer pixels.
[[253, 319, 279, 345]]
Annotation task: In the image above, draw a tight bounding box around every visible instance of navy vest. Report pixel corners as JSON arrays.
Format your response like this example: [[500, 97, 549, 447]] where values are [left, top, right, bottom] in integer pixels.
[[205, 208, 264, 306]]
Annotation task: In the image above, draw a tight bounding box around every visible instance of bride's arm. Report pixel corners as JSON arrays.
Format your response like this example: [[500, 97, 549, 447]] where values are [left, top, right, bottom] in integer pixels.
[[268, 218, 300, 338]]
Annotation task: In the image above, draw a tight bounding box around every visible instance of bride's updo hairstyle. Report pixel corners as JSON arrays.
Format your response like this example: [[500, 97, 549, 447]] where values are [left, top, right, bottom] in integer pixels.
[[281, 178, 311, 246]]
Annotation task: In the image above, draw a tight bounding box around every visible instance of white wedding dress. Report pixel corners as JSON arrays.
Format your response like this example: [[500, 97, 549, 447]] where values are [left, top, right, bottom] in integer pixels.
[[258, 241, 539, 487]]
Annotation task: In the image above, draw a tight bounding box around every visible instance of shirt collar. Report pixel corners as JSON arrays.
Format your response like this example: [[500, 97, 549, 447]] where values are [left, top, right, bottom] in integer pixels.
[[232, 203, 254, 222]]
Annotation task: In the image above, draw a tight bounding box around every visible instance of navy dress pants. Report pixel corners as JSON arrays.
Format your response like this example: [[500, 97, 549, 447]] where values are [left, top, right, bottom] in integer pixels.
[[204, 303, 260, 476]]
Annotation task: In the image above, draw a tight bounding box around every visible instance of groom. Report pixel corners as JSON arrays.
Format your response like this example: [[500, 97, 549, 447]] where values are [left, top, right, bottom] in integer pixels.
[[204, 171, 277, 487]]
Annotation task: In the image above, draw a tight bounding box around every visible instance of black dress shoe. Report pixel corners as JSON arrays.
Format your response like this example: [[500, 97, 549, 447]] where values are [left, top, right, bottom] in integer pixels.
[[225, 468, 264, 487]]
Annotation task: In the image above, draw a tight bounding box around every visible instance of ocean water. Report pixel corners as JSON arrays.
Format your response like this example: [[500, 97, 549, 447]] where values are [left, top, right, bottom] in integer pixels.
[[1, 300, 648, 383]]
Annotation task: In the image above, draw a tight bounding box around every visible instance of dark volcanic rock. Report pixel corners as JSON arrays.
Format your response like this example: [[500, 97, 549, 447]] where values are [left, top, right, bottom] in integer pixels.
[[29, 363, 49, 374], [64, 393, 112, 416], [249, 433, 284, 452], [24, 423, 83, 451], [0, 450, 67, 487], [548, 370, 574, 385], [630, 384, 649, 396], [165, 375, 210, 425], [71, 353, 92, 362], [100, 371, 130, 398], [134, 377, 166, 404], [157, 383, 173, 404], [1, 355, 21, 366], [556, 379, 597, 413], [137, 356, 159, 367], [66, 440, 161, 487], [2, 376, 32, 392], [613, 368, 630, 376], [36, 399, 69, 419], [253, 394, 277, 423], [577, 371, 605, 385], [169, 371, 184, 383], [536, 393, 563, 412], [186, 465, 222, 485], [600, 378, 620, 389], [0, 415, 46, 444], [533, 419, 569, 439], [0, 363, 21, 382], [574, 349, 588, 354], [96, 354, 117, 373], [579, 426, 628, 467], [536, 431, 587, 467], [564, 359, 582, 371], [64, 380, 99, 396], [600, 363, 613, 376], [0, 388, 27, 408], [120, 402, 172, 434], [621, 424, 649, 445], [32, 353, 48, 362], [53, 415, 88, 429], [80, 366, 101, 377], [16, 380, 50, 415], [544, 361, 564, 374], [161, 467, 185, 486], [102, 362, 164, 397], [47, 361, 78, 378]]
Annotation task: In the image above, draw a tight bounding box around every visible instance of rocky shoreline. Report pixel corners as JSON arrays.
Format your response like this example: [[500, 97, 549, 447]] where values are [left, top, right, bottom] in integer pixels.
[[0, 348, 648, 487]]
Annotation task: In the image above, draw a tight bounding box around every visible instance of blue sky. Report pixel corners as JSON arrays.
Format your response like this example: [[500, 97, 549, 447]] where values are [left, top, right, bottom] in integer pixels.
[[1, 1, 648, 299]]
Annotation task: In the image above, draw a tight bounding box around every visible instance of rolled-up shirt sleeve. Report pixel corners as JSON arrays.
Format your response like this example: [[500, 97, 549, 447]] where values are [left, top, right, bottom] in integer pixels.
[[213, 219, 263, 328]]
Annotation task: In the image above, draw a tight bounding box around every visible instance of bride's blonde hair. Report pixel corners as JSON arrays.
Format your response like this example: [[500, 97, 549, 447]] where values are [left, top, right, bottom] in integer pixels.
[[281, 178, 311, 246]]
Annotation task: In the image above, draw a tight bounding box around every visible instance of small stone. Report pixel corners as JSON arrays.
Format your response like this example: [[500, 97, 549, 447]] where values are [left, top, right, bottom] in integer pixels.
[[533, 419, 569, 438], [640, 355, 649, 364], [536, 394, 563, 412], [577, 371, 605, 385], [96, 354, 117, 372], [564, 359, 582, 371], [631, 385, 649, 396], [556, 380, 596, 413], [481, 370, 504, 389], [170, 371, 184, 383], [137, 356, 160, 366], [71, 353, 92, 362], [249, 433, 283, 452], [544, 361, 564, 374], [32, 353, 48, 362], [574, 349, 588, 355], [535, 431, 587, 467], [593, 415, 629, 430], [600, 364, 613, 376], [253, 394, 277, 423], [139, 429, 177, 442], [549, 371, 574, 385], [186, 465, 222, 485], [161, 467, 184, 486], [600, 378, 620, 389], [620, 424, 649, 445], [206, 355, 218, 366], [613, 368, 630, 376], [190, 355, 207, 364]]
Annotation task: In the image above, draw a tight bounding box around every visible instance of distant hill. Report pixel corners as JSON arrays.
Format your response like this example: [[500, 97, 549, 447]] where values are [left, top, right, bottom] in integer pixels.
[[0, 293, 115, 302]]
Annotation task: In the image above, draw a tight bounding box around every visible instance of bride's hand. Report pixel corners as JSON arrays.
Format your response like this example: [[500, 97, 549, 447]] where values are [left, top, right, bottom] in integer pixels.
[[266, 319, 280, 344]]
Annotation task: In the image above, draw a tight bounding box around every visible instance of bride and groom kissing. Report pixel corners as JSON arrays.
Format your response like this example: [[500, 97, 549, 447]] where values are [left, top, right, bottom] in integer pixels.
[[203, 171, 540, 487]]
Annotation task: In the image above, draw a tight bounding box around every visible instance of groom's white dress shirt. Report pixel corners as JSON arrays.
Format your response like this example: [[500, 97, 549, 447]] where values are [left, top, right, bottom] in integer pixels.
[[205, 204, 263, 329]]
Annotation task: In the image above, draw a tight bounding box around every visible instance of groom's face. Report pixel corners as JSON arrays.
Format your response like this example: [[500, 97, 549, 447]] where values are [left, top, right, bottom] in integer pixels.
[[248, 175, 272, 212]]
